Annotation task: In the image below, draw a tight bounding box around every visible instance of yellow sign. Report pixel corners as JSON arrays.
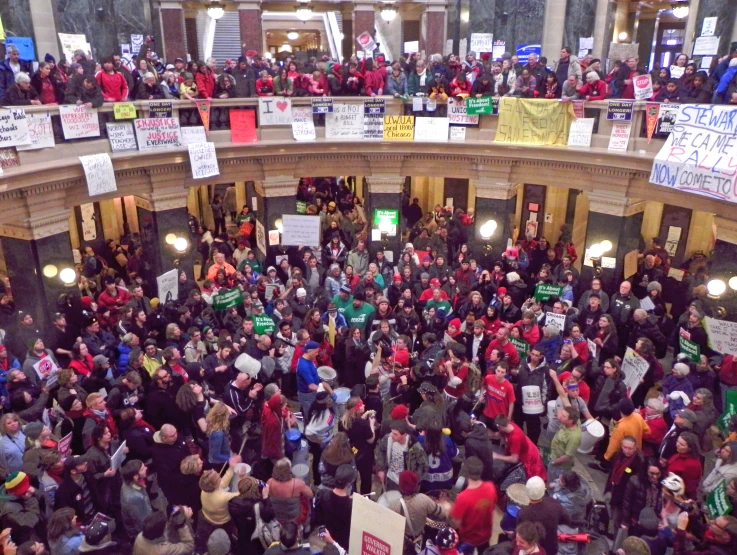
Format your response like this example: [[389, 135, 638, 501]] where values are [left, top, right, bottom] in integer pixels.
[[383, 115, 414, 141], [113, 103, 137, 120], [0, 16, 5, 41], [494, 97, 574, 146]]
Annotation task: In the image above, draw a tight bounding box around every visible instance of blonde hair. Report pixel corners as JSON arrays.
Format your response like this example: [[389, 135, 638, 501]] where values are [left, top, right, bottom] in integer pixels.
[[206, 401, 231, 435], [0, 413, 19, 435], [199, 469, 222, 492], [58, 367, 76, 387], [86, 392, 103, 408], [180, 454, 203, 475]]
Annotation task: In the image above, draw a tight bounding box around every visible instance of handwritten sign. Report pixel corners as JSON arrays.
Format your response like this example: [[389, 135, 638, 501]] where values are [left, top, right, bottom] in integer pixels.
[[282, 214, 321, 247], [608, 122, 631, 151], [180, 126, 207, 145], [448, 98, 479, 125], [58, 33, 88, 63], [58, 433, 72, 458], [412, 97, 423, 111], [259, 97, 293, 126], [0, 108, 30, 148], [693, 35, 720, 56], [450, 126, 466, 141], [16, 112, 53, 151], [494, 97, 572, 146], [634, 74, 653, 100], [363, 114, 384, 140], [80, 153, 117, 196], [705, 317, 737, 356], [364, 98, 386, 115], [131, 34, 144, 54], [670, 65, 685, 79], [470, 33, 494, 53], [134, 118, 181, 150], [292, 106, 316, 141], [702, 17, 718, 37], [311, 98, 334, 114], [545, 312, 567, 333], [383, 116, 414, 141], [256, 219, 266, 255], [156, 269, 179, 303], [607, 100, 634, 121], [649, 104, 737, 203], [148, 101, 172, 118], [113, 103, 137, 120], [230, 109, 257, 143], [326, 103, 363, 139], [105, 122, 137, 152], [59, 105, 99, 139], [188, 142, 220, 179], [567, 117, 595, 147], [621, 347, 649, 397], [414, 117, 448, 142]]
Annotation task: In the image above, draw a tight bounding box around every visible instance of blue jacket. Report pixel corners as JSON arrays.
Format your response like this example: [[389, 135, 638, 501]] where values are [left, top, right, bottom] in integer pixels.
[[537, 335, 563, 363], [0, 59, 32, 101], [321, 313, 347, 328], [49, 531, 84, 555], [208, 430, 231, 464], [296, 357, 319, 393], [417, 434, 458, 489], [0, 432, 26, 475], [116, 342, 132, 373]]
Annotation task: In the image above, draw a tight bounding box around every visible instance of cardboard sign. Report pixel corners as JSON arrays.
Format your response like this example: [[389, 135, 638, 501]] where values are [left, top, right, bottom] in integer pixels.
[[545, 312, 567, 333], [188, 142, 220, 179], [621, 347, 649, 397], [311, 98, 334, 114], [634, 74, 653, 100], [16, 112, 53, 151], [5, 37, 35, 60], [156, 269, 179, 303], [58, 433, 73, 458], [679, 335, 701, 362], [33, 357, 59, 382], [470, 33, 494, 53], [58, 33, 87, 63], [258, 97, 293, 126], [414, 117, 448, 142], [230, 109, 258, 143], [608, 122, 631, 151], [213, 288, 244, 311], [148, 101, 173, 118], [349, 493, 405, 555], [534, 284, 563, 302], [383, 115, 414, 141], [282, 214, 321, 247], [356, 31, 376, 52], [364, 98, 386, 115], [105, 122, 137, 152], [363, 114, 384, 139], [449, 126, 466, 141], [325, 103, 363, 140], [80, 153, 117, 196], [131, 34, 144, 54], [448, 98, 479, 125], [134, 117, 181, 150], [705, 317, 737, 356], [606, 100, 635, 121], [59, 105, 100, 139], [466, 96, 494, 115], [510, 337, 529, 358], [567, 117, 595, 147], [181, 126, 207, 145], [113, 103, 137, 120]]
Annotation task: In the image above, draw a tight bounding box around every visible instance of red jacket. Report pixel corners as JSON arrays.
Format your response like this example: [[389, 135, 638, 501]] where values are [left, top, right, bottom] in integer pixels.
[[98, 287, 131, 313], [640, 410, 667, 456], [513, 321, 541, 346], [261, 396, 284, 460], [95, 70, 128, 102], [666, 453, 702, 498], [572, 340, 589, 363], [577, 80, 607, 101], [195, 69, 215, 99], [719, 355, 737, 386], [449, 77, 472, 96], [363, 69, 384, 96]]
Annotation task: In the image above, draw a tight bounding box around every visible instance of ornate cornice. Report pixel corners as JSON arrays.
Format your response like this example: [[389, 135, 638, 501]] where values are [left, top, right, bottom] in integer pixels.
[[366, 177, 405, 194], [0, 211, 71, 241], [587, 192, 647, 217], [715, 216, 737, 246], [254, 180, 298, 198], [473, 181, 519, 200]]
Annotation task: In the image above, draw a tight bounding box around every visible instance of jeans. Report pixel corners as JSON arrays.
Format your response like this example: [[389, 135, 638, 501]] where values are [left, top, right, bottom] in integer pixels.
[[298, 391, 316, 417]]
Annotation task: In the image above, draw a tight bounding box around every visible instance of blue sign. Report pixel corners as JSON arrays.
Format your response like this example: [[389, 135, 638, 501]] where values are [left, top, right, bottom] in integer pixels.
[[5, 37, 36, 61], [516, 44, 541, 65]]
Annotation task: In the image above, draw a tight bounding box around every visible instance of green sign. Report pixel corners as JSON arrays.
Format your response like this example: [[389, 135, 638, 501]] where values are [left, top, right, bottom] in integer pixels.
[[373, 209, 399, 226], [510, 337, 530, 357], [212, 288, 244, 311], [296, 201, 307, 214], [466, 97, 493, 115], [679, 335, 701, 362], [534, 284, 564, 302], [706, 480, 733, 519], [253, 314, 276, 335], [719, 390, 737, 430]]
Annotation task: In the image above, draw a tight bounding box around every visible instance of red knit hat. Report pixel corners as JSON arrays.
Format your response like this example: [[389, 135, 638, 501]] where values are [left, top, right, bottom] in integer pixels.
[[81, 296, 93, 308], [449, 318, 461, 330], [5, 471, 30, 496], [390, 404, 409, 420], [497, 287, 507, 295], [398, 470, 419, 495]]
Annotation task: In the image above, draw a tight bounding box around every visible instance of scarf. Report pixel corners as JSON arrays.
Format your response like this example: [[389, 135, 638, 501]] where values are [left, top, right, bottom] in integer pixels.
[[46, 465, 64, 484], [610, 452, 636, 487]]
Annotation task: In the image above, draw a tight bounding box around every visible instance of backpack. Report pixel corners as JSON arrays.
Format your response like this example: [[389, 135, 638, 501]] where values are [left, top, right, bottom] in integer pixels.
[[251, 501, 280, 549], [464, 362, 482, 394]]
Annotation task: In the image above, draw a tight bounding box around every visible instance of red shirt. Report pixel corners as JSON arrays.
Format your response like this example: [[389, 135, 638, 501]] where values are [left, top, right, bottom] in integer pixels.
[[486, 339, 519, 368], [38, 77, 57, 104], [419, 289, 449, 302], [483, 376, 515, 419], [444, 362, 468, 398], [505, 423, 547, 481], [666, 453, 702, 499], [577, 380, 591, 403], [450, 481, 497, 546]]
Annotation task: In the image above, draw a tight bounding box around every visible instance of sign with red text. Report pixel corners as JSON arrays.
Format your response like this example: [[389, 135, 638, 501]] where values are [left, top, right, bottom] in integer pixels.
[[134, 117, 182, 150], [59, 104, 99, 139], [448, 98, 479, 125], [608, 122, 631, 151], [16, 112, 54, 151], [188, 142, 220, 179], [634, 74, 653, 100], [349, 493, 405, 555], [230, 109, 258, 143]]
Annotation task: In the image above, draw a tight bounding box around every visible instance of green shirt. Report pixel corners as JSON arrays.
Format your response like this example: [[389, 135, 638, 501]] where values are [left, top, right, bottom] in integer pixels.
[[550, 425, 582, 469], [331, 294, 354, 315], [425, 299, 452, 314], [343, 302, 376, 331]]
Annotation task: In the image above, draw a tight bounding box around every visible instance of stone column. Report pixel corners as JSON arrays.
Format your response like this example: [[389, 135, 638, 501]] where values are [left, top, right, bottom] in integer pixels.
[[254, 179, 298, 259], [564, 0, 598, 54], [710, 216, 737, 320], [353, 0, 376, 54], [159, 1, 187, 62], [472, 180, 518, 258], [694, 0, 737, 58], [582, 192, 647, 291], [542, 0, 568, 60], [592, 0, 617, 59], [421, 2, 448, 57], [0, 210, 75, 331], [237, 0, 264, 55], [682, 0, 701, 57], [365, 177, 403, 261], [29, 0, 60, 61]]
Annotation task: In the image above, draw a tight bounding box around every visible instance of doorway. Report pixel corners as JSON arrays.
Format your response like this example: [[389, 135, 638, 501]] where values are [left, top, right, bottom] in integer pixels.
[[652, 22, 686, 70]]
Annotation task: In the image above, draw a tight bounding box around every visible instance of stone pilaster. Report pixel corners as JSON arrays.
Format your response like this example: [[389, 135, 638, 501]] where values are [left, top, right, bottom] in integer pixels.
[[472, 180, 518, 258], [366, 176, 404, 261]]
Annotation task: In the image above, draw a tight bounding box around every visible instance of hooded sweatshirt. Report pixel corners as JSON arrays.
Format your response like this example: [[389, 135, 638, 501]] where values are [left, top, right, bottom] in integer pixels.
[[702, 441, 737, 493]]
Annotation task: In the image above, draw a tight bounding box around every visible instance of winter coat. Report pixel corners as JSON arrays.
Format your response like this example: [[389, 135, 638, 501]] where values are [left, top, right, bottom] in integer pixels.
[[121, 482, 153, 538], [195, 69, 216, 98], [63, 78, 104, 107], [2, 84, 39, 106], [386, 72, 408, 96], [576, 80, 607, 100], [516, 358, 553, 404], [0, 59, 32, 100], [552, 55, 582, 80], [620, 474, 662, 526], [591, 372, 627, 419], [495, 70, 517, 96], [49, 531, 85, 555], [375, 433, 428, 478], [463, 422, 495, 481], [150, 431, 190, 505], [132, 522, 195, 555]]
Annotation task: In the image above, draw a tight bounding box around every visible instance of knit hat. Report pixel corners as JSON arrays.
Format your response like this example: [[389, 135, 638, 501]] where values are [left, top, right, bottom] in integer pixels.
[[59, 394, 78, 412], [26, 336, 42, 350], [405, 243, 414, 250], [398, 470, 419, 495], [393, 274, 402, 281], [45, 53, 56, 63], [150, 297, 160, 308], [420, 272, 430, 279], [390, 404, 409, 420], [418, 382, 438, 394], [435, 527, 460, 550], [296, 287, 307, 297], [448, 318, 461, 329], [422, 256, 432, 263], [506, 272, 520, 284], [267, 266, 277, 273], [646, 281, 662, 293], [621, 536, 651, 555], [497, 287, 507, 295], [24, 421, 44, 440], [525, 476, 546, 501], [207, 529, 232, 555], [340, 284, 352, 295], [435, 309, 447, 320], [638, 507, 659, 534], [377, 296, 390, 305], [557, 371, 573, 382], [5, 472, 30, 496]]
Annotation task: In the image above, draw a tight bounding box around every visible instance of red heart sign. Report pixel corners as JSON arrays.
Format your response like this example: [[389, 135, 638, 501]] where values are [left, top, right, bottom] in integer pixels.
[[276, 101, 288, 112]]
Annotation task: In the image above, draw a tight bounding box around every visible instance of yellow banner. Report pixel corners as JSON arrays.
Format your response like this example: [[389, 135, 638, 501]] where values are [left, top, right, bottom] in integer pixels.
[[113, 103, 137, 120], [383, 115, 414, 141], [494, 97, 574, 146]]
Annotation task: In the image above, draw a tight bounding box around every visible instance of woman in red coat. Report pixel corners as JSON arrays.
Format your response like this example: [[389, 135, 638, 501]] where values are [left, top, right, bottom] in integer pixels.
[[261, 394, 285, 461], [577, 72, 608, 100], [640, 398, 668, 456], [194, 61, 215, 99], [666, 431, 702, 499], [513, 311, 541, 346]]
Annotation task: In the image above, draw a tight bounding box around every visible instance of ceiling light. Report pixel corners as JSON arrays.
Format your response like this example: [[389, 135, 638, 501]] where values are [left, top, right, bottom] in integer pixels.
[[207, 1, 225, 20], [59, 268, 77, 284], [671, 4, 689, 19], [281, 43, 292, 52], [707, 279, 726, 296], [729, 276, 737, 291], [43, 264, 58, 278], [380, 6, 397, 22], [287, 31, 299, 40], [618, 32, 628, 41], [296, 5, 313, 21]]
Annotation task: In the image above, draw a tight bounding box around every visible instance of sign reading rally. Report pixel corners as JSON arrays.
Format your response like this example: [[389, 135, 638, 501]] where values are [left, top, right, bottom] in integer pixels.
[[649, 104, 737, 204]]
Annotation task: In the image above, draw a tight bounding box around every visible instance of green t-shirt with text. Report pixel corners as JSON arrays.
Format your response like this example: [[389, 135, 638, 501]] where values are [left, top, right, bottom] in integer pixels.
[[343, 302, 376, 331], [331, 294, 354, 315]]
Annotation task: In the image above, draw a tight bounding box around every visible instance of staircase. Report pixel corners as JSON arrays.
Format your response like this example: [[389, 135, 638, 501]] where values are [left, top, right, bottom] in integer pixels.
[[211, 11, 242, 62]]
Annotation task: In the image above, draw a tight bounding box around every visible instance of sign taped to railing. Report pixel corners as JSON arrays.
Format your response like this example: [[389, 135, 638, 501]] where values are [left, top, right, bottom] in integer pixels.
[[134, 117, 182, 150], [0, 108, 30, 148], [59, 105, 99, 139]]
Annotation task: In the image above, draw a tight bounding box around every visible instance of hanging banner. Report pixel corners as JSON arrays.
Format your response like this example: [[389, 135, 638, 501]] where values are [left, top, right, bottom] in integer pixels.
[[311, 98, 334, 114], [633, 74, 653, 100], [258, 97, 293, 126], [650, 104, 737, 204], [608, 122, 631, 151], [567, 118, 595, 147], [16, 112, 54, 151], [469, 33, 494, 53], [645, 103, 660, 143], [705, 317, 737, 356], [181, 126, 207, 145], [466, 97, 494, 115], [326, 103, 363, 140], [188, 142, 220, 179], [363, 114, 384, 140], [134, 117, 182, 150], [230, 109, 258, 143], [621, 347, 650, 397], [414, 117, 449, 142], [448, 98, 480, 125], [113, 103, 137, 120], [80, 153, 117, 197], [105, 122, 137, 152], [148, 101, 173, 118], [364, 98, 386, 115], [383, 116, 414, 141], [196, 100, 211, 133], [606, 100, 635, 121], [59, 105, 99, 139], [494, 97, 574, 146]]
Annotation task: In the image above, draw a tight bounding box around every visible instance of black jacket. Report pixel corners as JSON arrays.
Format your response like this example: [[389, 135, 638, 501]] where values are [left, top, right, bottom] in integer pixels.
[[63, 78, 104, 107], [606, 451, 644, 507], [55, 473, 98, 524], [621, 474, 663, 526], [121, 423, 155, 463], [151, 435, 190, 503], [590, 372, 627, 419], [2, 84, 39, 106], [628, 316, 667, 352], [463, 423, 495, 481]]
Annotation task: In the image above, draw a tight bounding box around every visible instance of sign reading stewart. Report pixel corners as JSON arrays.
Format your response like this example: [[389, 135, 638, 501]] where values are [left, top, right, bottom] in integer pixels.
[[649, 104, 737, 204]]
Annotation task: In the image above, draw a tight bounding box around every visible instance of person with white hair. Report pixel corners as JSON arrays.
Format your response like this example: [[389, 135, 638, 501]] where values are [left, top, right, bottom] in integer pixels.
[[2, 71, 41, 106], [640, 397, 668, 456], [576, 71, 607, 100], [0, 44, 31, 100], [663, 362, 695, 419]]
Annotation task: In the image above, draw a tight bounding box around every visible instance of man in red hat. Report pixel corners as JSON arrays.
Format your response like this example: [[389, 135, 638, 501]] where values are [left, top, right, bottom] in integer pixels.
[[419, 278, 449, 303]]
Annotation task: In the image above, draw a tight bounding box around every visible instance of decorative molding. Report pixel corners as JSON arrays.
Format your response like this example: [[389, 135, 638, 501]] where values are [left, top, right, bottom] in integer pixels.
[[714, 216, 737, 246], [0, 211, 71, 241], [255, 180, 298, 198], [366, 177, 404, 194], [587, 192, 647, 217], [473, 181, 519, 200]]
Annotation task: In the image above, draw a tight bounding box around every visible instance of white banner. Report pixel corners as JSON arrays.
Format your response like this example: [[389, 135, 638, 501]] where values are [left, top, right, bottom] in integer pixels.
[[448, 99, 479, 125], [608, 122, 631, 151], [414, 117, 450, 142], [282, 214, 321, 247], [349, 493, 405, 555], [325, 103, 363, 140], [469, 33, 493, 53], [134, 117, 181, 150], [80, 153, 117, 197], [59, 105, 99, 139], [693, 35, 720, 56], [188, 142, 220, 179], [105, 122, 137, 152], [621, 347, 650, 397], [16, 112, 53, 151], [705, 317, 737, 356], [58, 33, 88, 64], [0, 108, 30, 148], [258, 97, 293, 126], [156, 269, 179, 303], [180, 126, 207, 145]]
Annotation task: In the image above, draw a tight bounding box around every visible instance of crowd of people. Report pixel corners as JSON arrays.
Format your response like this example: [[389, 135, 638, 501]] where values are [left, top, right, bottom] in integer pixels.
[[2, 37, 737, 108]]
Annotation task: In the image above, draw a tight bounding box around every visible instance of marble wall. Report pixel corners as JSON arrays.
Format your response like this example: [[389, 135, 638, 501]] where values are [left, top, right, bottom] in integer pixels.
[[695, 0, 737, 57], [0, 0, 35, 41], [563, 0, 597, 52], [467, 0, 545, 56]]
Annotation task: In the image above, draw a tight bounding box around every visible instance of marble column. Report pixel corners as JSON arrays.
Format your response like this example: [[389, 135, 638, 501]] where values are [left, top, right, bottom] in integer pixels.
[[694, 0, 737, 58], [582, 192, 646, 292], [238, 0, 263, 55], [563, 0, 598, 54], [682, 0, 701, 57], [254, 179, 298, 260], [353, 1, 376, 54], [30, 0, 60, 60], [592, 0, 617, 59], [421, 3, 448, 57], [468, 0, 494, 45], [365, 177, 403, 261], [160, 2, 187, 62], [542, 0, 567, 61], [485, 0, 545, 58], [0, 211, 75, 331], [472, 180, 518, 257]]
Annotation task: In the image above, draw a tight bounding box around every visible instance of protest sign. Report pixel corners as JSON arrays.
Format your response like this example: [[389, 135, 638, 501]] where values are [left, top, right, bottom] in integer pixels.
[[412, 97, 423, 111], [448, 99, 480, 125], [326, 103, 363, 139], [356, 31, 376, 52], [364, 98, 386, 115], [404, 41, 419, 54], [230, 109, 258, 143], [363, 114, 384, 139], [111, 441, 127, 470], [608, 122, 631, 151], [292, 109, 316, 141], [606, 100, 634, 121], [181, 126, 207, 145], [0, 108, 30, 148], [470, 33, 493, 53], [349, 493, 405, 555], [545, 312, 567, 333], [495, 98, 573, 146], [702, 17, 718, 36], [0, 149, 18, 168], [579, 37, 594, 50], [492, 40, 506, 61], [679, 334, 701, 362], [105, 122, 137, 152], [33, 357, 59, 382], [706, 481, 733, 519], [196, 100, 211, 132], [383, 116, 414, 141], [80, 153, 117, 197], [705, 317, 737, 356], [414, 117, 449, 142], [253, 314, 276, 335], [510, 337, 529, 358], [156, 269, 179, 303], [188, 142, 220, 179], [57, 33, 87, 62], [655, 104, 678, 135], [567, 118, 594, 147], [450, 126, 466, 141], [720, 390, 737, 430], [608, 42, 639, 64], [670, 65, 685, 79], [256, 219, 266, 255], [131, 34, 144, 54], [516, 44, 541, 64], [59, 105, 99, 139], [58, 433, 72, 458], [534, 284, 563, 301], [587, 338, 598, 359], [16, 112, 53, 151], [282, 215, 321, 247], [693, 35, 720, 56], [634, 74, 653, 100], [311, 98, 334, 114], [426, 99, 437, 112], [466, 96, 493, 115], [113, 103, 137, 120], [213, 288, 244, 311], [646, 103, 660, 143], [258, 97, 293, 125], [624, 250, 639, 279], [148, 101, 173, 118], [134, 118, 181, 150], [268, 229, 280, 246], [621, 347, 649, 397], [572, 100, 585, 119], [5, 37, 35, 60]]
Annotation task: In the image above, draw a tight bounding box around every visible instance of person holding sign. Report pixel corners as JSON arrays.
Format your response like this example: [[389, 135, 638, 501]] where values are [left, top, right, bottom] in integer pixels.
[[585, 314, 619, 365], [85, 423, 124, 521]]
